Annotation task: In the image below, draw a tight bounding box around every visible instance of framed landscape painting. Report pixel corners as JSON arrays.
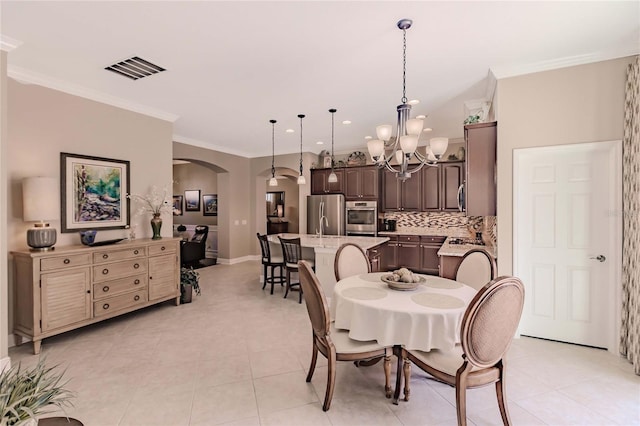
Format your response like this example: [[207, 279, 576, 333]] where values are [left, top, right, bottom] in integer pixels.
[[185, 189, 200, 211], [203, 194, 217, 216], [60, 152, 130, 232]]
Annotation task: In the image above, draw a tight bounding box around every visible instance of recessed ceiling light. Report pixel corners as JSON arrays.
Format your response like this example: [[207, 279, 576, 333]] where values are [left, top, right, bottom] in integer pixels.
[[364, 136, 373, 140], [285, 129, 295, 133], [416, 114, 426, 119], [423, 127, 432, 132], [408, 99, 420, 105], [316, 141, 324, 145], [342, 120, 351, 125]]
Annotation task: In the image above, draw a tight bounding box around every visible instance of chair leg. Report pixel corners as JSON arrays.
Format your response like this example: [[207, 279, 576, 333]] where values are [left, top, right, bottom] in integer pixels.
[[455, 370, 470, 426], [269, 265, 275, 295], [496, 364, 511, 426], [306, 340, 318, 383], [384, 354, 392, 398], [298, 283, 303, 304], [279, 265, 285, 286], [262, 263, 267, 290], [393, 349, 403, 404], [284, 269, 291, 299], [403, 358, 411, 402], [323, 350, 337, 411]]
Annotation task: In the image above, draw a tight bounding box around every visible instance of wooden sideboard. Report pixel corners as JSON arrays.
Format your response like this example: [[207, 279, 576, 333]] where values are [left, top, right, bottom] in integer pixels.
[[12, 238, 181, 354]]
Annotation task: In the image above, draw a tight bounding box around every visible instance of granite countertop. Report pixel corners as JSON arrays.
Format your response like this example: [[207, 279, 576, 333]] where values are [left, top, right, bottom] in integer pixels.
[[437, 237, 497, 259], [268, 233, 389, 251]]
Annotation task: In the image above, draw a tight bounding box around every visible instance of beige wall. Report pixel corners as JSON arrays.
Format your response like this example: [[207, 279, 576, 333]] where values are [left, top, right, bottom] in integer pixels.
[[6, 79, 174, 342], [172, 163, 218, 227], [496, 56, 634, 275], [1, 51, 9, 365]]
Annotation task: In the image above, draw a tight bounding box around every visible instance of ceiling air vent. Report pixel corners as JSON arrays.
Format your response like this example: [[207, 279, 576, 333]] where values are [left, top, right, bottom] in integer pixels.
[[105, 56, 165, 80]]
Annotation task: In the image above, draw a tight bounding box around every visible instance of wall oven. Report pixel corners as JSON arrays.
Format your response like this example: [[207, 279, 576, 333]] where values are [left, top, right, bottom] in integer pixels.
[[346, 201, 377, 236]]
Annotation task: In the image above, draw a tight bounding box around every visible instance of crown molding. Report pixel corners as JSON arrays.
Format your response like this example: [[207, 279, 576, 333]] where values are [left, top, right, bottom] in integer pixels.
[[0, 35, 23, 52], [7, 65, 179, 122], [490, 49, 640, 79], [173, 134, 251, 158]]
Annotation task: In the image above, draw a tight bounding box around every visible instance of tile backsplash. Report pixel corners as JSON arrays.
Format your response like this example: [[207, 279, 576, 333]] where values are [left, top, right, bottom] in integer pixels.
[[383, 212, 497, 246]]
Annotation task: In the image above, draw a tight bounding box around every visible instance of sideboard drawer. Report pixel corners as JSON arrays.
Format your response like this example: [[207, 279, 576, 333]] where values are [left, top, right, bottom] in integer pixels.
[[93, 247, 147, 264], [41, 253, 92, 271], [93, 259, 148, 283], [94, 289, 147, 317], [148, 243, 176, 256], [93, 274, 148, 300]]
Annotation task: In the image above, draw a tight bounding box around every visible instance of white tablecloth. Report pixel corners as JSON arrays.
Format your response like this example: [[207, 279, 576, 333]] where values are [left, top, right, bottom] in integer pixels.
[[331, 272, 477, 351]]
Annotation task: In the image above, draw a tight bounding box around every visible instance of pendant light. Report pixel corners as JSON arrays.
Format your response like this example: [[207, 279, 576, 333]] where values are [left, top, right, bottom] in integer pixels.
[[366, 19, 448, 181], [328, 108, 338, 183], [297, 114, 306, 185], [269, 119, 278, 187]]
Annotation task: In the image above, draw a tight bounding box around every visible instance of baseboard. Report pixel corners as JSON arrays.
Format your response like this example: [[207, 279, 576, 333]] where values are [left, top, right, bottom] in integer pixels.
[[217, 255, 260, 265]]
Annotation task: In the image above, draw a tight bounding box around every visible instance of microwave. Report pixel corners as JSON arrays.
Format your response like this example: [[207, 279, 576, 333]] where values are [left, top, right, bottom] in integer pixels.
[[346, 201, 377, 236]]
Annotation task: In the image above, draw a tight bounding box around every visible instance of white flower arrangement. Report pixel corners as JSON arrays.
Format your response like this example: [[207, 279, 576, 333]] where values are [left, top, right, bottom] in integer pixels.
[[128, 185, 172, 216]]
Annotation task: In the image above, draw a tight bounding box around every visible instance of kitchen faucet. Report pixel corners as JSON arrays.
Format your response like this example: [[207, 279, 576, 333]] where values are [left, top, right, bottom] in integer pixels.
[[317, 201, 329, 237]]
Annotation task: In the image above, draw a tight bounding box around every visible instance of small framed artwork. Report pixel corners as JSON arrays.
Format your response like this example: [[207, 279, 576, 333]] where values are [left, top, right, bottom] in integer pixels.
[[323, 156, 332, 168], [203, 194, 218, 216], [184, 190, 201, 211], [172, 195, 183, 216], [60, 152, 130, 232]]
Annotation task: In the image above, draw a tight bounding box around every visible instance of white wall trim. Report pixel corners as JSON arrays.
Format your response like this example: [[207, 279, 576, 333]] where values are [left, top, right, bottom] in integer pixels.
[[217, 255, 259, 265], [7, 65, 179, 122], [0, 35, 22, 52], [491, 49, 639, 79]]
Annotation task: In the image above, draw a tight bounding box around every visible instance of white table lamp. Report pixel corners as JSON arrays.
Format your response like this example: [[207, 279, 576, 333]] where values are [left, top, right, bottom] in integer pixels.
[[23, 177, 59, 251]]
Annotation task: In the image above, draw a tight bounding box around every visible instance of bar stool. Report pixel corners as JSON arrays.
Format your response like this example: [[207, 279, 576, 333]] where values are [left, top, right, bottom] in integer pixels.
[[257, 233, 285, 294], [278, 236, 315, 303]]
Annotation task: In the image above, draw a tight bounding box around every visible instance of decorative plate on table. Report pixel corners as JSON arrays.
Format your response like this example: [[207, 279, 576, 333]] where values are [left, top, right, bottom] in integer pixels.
[[347, 151, 367, 166], [381, 274, 425, 291]]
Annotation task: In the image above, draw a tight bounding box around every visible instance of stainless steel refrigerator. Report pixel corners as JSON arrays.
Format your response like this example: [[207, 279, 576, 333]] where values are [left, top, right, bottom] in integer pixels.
[[307, 194, 346, 236]]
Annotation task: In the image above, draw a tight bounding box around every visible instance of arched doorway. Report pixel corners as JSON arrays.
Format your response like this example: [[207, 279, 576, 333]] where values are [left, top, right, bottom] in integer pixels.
[[256, 166, 301, 235]]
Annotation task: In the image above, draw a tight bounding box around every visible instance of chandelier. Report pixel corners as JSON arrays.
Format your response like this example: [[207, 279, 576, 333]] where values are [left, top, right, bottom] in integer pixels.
[[328, 108, 338, 183], [367, 19, 449, 181], [269, 119, 278, 186]]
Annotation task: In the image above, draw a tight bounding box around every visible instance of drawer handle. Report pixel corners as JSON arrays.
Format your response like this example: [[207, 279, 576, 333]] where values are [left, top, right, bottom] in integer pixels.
[[102, 254, 109, 259], [134, 250, 139, 255], [103, 303, 109, 310], [63, 258, 70, 264], [102, 268, 109, 275], [133, 263, 140, 269], [161, 246, 166, 251], [134, 279, 140, 285], [102, 286, 109, 293], [134, 295, 140, 301]]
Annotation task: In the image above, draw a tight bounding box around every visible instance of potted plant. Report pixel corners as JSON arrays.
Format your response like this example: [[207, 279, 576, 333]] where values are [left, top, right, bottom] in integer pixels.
[[180, 266, 201, 303], [0, 359, 75, 425]]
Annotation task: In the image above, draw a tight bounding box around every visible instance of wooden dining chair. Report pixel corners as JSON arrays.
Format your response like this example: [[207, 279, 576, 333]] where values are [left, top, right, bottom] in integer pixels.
[[455, 248, 497, 291], [334, 242, 371, 281], [279, 236, 314, 303], [298, 260, 393, 411], [398, 276, 525, 426], [256, 233, 285, 294]]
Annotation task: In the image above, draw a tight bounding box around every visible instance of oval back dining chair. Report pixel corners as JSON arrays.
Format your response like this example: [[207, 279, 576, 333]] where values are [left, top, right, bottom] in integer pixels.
[[334, 243, 371, 282], [398, 276, 525, 426], [298, 260, 392, 411], [455, 248, 497, 291], [257, 233, 285, 295]]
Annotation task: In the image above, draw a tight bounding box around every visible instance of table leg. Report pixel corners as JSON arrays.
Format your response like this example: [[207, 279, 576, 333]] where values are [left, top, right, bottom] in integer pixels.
[[393, 345, 402, 404]]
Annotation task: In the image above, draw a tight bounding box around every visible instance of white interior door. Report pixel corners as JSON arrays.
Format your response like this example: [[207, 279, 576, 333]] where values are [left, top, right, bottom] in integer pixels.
[[514, 141, 621, 350]]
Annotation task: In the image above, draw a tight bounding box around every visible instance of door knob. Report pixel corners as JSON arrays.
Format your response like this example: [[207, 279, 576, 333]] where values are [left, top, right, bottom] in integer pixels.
[[590, 255, 606, 262]]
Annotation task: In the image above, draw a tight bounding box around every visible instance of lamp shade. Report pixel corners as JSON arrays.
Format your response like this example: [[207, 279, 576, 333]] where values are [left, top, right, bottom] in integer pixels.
[[400, 135, 418, 155], [429, 137, 449, 158], [405, 118, 424, 136], [23, 177, 59, 222], [376, 124, 393, 141], [367, 139, 385, 159], [297, 175, 306, 185], [268, 177, 278, 187]]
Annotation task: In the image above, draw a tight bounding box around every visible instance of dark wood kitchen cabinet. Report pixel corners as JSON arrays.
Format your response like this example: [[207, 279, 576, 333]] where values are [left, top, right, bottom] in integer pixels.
[[464, 122, 496, 216], [420, 236, 447, 275], [382, 236, 399, 271], [397, 235, 421, 271], [311, 168, 344, 195], [367, 244, 383, 272], [382, 169, 421, 211], [344, 166, 379, 200], [421, 161, 464, 212]]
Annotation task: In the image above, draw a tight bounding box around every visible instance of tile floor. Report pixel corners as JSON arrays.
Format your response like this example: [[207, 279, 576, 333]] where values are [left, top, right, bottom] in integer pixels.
[[9, 261, 640, 426]]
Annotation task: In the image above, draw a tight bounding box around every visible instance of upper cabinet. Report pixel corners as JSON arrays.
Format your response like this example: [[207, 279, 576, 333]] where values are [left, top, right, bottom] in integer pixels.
[[382, 169, 421, 211], [344, 166, 379, 200], [421, 161, 464, 212], [464, 122, 497, 216], [311, 169, 344, 195]]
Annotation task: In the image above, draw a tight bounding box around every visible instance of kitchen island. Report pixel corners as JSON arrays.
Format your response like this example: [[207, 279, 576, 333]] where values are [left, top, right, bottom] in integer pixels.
[[267, 233, 389, 296]]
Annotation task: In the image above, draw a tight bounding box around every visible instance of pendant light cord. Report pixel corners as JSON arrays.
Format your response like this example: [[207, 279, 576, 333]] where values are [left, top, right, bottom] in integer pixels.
[[298, 114, 305, 175], [329, 108, 336, 170], [402, 28, 407, 104], [270, 119, 276, 178]]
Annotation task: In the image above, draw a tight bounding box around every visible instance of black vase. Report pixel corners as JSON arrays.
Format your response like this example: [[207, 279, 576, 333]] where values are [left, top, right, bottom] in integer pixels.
[[181, 284, 193, 303], [150, 214, 162, 240]]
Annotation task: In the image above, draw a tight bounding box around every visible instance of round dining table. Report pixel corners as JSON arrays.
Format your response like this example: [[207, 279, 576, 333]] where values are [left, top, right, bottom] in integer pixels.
[[330, 272, 477, 403]]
